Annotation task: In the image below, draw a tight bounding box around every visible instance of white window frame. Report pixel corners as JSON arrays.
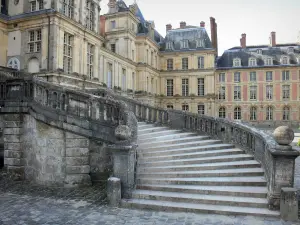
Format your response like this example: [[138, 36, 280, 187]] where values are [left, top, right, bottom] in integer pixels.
[[266, 85, 273, 100], [62, 0, 74, 19], [281, 56, 289, 65], [182, 104, 189, 112], [282, 85, 290, 100], [167, 59, 173, 70], [250, 71, 256, 82], [266, 71, 273, 81], [219, 73, 225, 83], [87, 43, 94, 79], [219, 86, 226, 100], [198, 78, 205, 96], [86, 0, 95, 31], [198, 56, 204, 69], [198, 104, 205, 115], [288, 47, 294, 54], [248, 58, 257, 67], [31, 0, 43, 11], [266, 106, 273, 121], [28, 29, 42, 53], [219, 107, 226, 118], [250, 107, 257, 121], [283, 106, 290, 121], [111, 44, 116, 53], [234, 72, 240, 83], [63, 33, 73, 74], [250, 86, 257, 100], [257, 49, 262, 54], [265, 57, 273, 66], [182, 78, 189, 96], [166, 42, 173, 50], [234, 86, 241, 101], [233, 58, 241, 67], [166, 79, 173, 96], [180, 40, 189, 49], [282, 70, 290, 81], [196, 39, 204, 48], [182, 58, 188, 70], [234, 107, 241, 120]]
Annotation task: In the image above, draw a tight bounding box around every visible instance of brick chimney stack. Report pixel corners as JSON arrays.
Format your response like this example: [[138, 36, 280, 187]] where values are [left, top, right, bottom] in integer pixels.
[[100, 15, 106, 36], [270, 31, 276, 47], [166, 24, 172, 32], [240, 33, 246, 48], [210, 17, 218, 56], [180, 21, 186, 29], [200, 21, 205, 27]]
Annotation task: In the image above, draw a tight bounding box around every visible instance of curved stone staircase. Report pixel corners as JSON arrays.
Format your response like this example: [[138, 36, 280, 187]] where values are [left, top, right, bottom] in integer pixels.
[[122, 122, 280, 217]]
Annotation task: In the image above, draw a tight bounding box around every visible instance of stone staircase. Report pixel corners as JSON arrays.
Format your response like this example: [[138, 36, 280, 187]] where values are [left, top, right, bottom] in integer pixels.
[[122, 122, 280, 217]]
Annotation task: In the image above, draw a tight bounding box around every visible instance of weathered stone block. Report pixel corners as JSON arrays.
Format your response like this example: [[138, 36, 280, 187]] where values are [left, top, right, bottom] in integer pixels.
[[66, 139, 89, 148], [4, 121, 22, 128], [64, 174, 91, 187], [4, 143, 21, 150], [7, 166, 24, 180], [66, 132, 85, 139], [4, 158, 24, 166], [280, 188, 298, 221], [4, 150, 23, 159], [3, 128, 22, 135], [66, 165, 90, 174], [66, 157, 89, 166], [4, 135, 21, 143], [107, 177, 121, 207], [4, 114, 22, 121], [66, 148, 89, 157]]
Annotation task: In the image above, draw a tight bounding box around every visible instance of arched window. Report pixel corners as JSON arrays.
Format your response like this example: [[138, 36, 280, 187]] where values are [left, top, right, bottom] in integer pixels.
[[233, 58, 241, 67], [250, 107, 257, 121], [266, 106, 273, 120], [234, 107, 241, 120], [7, 57, 20, 70], [283, 106, 290, 121], [219, 107, 226, 118], [281, 56, 289, 65], [248, 58, 257, 67]]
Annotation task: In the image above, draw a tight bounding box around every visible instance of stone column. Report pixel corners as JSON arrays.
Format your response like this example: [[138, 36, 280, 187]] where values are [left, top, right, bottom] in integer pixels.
[[3, 114, 24, 180]]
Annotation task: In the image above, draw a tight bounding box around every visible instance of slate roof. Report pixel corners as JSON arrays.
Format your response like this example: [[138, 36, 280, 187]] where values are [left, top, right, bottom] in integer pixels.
[[217, 44, 300, 69]]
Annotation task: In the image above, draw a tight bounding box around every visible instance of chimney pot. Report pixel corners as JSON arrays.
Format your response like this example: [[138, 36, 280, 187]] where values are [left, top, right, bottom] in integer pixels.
[[200, 21, 205, 27], [166, 24, 172, 32], [180, 21, 186, 29], [270, 31, 276, 47], [240, 33, 246, 48]]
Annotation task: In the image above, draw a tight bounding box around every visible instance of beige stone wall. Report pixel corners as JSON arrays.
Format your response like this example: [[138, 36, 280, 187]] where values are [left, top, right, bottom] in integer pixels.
[[0, 20, 7, 67]]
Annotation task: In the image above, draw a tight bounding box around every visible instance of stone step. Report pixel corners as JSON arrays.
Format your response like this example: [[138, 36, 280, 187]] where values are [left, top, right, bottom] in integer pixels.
[[138, 154, 254, 167], [139, 140, 223, 152], [131, 190, 268, 208], [138, 129, 181, 138], [140, 144, 236, 157], [138, 127, 169, 135], [137, 168, 265, 178], [138, 160, 261, 173], [137, 176, 267, 186], [138, 124, 156, 130], [121, 199, 280, 217], [139, 149, 245, 162], [136, 184, 268, 198], [138, 132, 197, 144], [139, 135, 211, 147]]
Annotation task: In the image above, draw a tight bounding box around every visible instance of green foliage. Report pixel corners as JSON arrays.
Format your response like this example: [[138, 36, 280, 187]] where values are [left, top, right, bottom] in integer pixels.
[[297, 139, 300, 147]]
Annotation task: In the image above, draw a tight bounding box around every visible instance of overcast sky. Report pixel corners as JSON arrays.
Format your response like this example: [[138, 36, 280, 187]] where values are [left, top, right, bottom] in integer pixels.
[[100, 0, 300, 56]]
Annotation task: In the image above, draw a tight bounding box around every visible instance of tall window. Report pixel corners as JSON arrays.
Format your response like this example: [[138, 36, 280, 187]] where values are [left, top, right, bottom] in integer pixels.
[[198, 56, 204, 69], [250, 86, 257, 100], [281, 56, 289, 65], [196, 39, 204, 48], [198, 78, 205, 96], [266, 71, 273, 81], [233, 58, 241, 67], [234, 86, 241, 100], [250, 107, 257, 121], [257, 49, 262, 54], [182, 104, 189, 112], [282, 85, 290, 100], [266, 106, 273, 121], [283, 106, 290, 121], [166, 42, 173, 50], [282, 71, 290, 81], [111, 44, 116, 53], [167, 59, 173, 70], [219, 73, 225, 83], [198, 104, 205, 115], [63, 0, 74, 18], [182, 79, 189, 96], [234, 72, 240, 82], [122, 69, 126, 90], [111, 21, 116, 29], [86, 0, 95, 31], [234, 107, 241, 120], [182, 58, 188, 70], [87, 43, 94, 79], [31, 0, 43, 11], [132, 72, 135, 91], [28, 30, 41, 53], [63, 33, 73, 74], [250, 72, 256, 82], [266, 85, 273, 100], [265, 57, 273, 66], [249, 58, 257, 66], [166, 79, 173, 96], [219, 107, 226, 118], [219, 86, 226, 100]]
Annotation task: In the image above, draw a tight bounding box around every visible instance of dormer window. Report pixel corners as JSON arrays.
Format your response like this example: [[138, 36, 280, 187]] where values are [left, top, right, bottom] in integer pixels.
[[265, 57, 273, 66], [288, 47, 294, 54], [281, 56, 289, 65], [166, 42, 173, 50], [233, 58, 241, 67], [248, 58, 257, 67], [257, 49, 262, 54], [180, 40, 189, 49], [196, 39, 204, 48]]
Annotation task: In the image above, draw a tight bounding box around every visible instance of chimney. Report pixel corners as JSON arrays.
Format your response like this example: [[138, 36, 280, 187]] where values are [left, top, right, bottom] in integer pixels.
[[100, 15, 106, 36], [108, 0, 117, 14], [210, 17, 218, 56], [180, 21, 186, 29], [270, 31, 276, 47], [166, 24, 172, 32], [240, 33, 246, 48], [200, 21, 205, 27]]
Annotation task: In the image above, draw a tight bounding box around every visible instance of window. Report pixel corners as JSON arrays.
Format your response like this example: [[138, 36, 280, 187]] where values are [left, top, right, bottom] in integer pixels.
[[63, 33, 73, 74], [182, 58, 188, 70], [182, 79, 189, 96], [249, 58, 257, 66], [282, 71, 290, 81], [62, 0, 74, 18], [219, 73, 225, 82], [86, 1, 95, 31], [234, 107, 241, 120], [111, 44, 116, 53], [122, 69, 126, 90], [266, 71, 273, 81], [196, 39, 204, 48], [265, 57, 273, 66], [283, 106, 290, 121], [234, 86, 241, 100], [219, 86, 226, 100], [198, 104, 205, 115], [250, 86, 257, 100], [28, 30, 41, 53], [250, 107, 257, 121], [198, 78, 205, 96], [166, 42, 173, 50], [180, 40, 189, 49], [167, 59, 173, 70], [250, 72, 256, 82], [219, 107, 226, 118], [266, 106, 273, 120], [87, 43, 94, 79], [266, 85, 273, 100], [288, 47, 294, 54], [111, 21, 116, 29], [234, 72, 240, 82], [281, 56, 289, 65], [233, 58, 241, 67], [166, 79, 173, 96], [31, 0, 43, 11], [282, 85, 290, 100], [257, 49, 262, 54], [182, 104, 189, 112], [167, 105, 173, 109], [198, 56, 204, 69]]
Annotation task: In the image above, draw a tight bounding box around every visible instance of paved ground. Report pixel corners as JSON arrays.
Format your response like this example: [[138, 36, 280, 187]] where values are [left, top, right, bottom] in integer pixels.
[[0, 170, 299, 225]]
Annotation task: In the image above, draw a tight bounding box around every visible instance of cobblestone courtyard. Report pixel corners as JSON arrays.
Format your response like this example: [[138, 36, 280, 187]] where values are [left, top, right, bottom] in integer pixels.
[[0, 170, 299, 225]]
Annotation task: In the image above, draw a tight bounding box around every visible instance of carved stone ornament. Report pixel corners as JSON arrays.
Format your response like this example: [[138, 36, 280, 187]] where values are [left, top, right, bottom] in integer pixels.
[[273, 126, 294, 145]]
